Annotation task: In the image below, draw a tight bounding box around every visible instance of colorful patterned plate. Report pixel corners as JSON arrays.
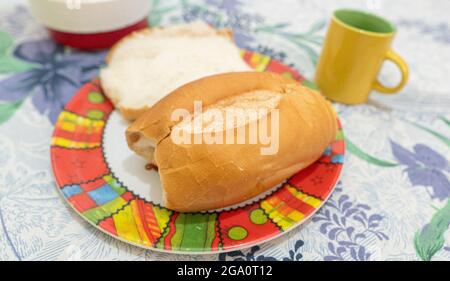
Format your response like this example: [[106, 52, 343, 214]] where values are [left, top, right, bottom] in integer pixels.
[[50, 51, 345, 254]]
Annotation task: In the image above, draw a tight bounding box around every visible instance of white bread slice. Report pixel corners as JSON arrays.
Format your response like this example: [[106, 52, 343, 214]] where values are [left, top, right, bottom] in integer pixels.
[[100, 21, 251, 120], [126, 72, 338, 212]]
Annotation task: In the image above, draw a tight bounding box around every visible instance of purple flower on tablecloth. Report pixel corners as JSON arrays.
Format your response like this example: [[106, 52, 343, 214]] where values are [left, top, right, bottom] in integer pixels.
[[397, 20, 450, 44], [231, 30, 255, 48], [180, 0, 263, 50], [390, 141, 450, 200], [0, 39, 106, 123]]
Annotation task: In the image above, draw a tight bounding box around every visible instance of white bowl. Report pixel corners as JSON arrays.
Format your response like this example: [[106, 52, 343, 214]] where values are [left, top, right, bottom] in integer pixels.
[[28, 0, 151, 34]]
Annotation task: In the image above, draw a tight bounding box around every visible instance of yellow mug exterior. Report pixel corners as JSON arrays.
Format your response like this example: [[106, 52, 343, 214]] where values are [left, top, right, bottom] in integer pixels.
[[315, 10, 409, 104]]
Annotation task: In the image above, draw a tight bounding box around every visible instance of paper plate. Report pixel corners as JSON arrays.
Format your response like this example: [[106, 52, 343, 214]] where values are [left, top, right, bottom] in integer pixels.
[[50, 51, 345, 253]]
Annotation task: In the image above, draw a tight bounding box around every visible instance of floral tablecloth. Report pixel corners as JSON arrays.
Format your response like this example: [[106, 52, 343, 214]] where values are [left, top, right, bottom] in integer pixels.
[[0, 0, 449, 261]]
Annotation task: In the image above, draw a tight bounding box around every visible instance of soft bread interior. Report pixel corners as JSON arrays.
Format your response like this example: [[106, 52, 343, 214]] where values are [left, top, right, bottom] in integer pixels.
[[128, 90, 282, 165], [128, 132, 156, 164], [100, 21, 251, 117]]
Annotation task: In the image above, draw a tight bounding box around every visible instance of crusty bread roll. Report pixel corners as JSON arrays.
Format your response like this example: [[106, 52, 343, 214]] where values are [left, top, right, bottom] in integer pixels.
[[126, 72, 337, 212], [100, 21, 251, 120]]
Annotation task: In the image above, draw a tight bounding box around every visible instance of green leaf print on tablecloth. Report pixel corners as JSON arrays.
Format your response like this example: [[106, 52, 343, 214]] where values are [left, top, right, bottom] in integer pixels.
[[0, 100, 22, 124], [414, 200, 450, 261], [255, 20, 325, 66], [345, 137, 398, 167], [408, 119, 450, 149], [0, 32, 36, 125], [0, 55, 37, 73], [0, 32, 35, 74], [148, 0, 179, 26], [441, 117, 450, 128], [0, 31, 13, 55]]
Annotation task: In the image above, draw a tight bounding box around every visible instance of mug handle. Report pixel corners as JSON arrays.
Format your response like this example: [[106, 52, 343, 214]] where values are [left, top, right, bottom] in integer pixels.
[[373, 49, 409, 94]]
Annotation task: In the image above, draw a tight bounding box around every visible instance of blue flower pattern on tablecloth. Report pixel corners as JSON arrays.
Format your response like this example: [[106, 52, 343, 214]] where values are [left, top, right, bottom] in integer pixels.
[[219, 240, 304, 261], [312, 184, 389, 261]]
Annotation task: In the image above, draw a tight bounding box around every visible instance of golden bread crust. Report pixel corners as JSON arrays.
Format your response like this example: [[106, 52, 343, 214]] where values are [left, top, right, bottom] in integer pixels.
[[126, 72, 337, 212]]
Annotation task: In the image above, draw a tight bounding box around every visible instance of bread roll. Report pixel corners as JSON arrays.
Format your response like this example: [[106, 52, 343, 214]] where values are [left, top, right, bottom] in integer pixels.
[[100, 21, 251, 120], [126, 72, 337, 212]]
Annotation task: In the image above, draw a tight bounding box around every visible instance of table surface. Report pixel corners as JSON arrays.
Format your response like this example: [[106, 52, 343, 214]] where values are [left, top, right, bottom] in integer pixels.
[[0, 0, 449, 261]]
